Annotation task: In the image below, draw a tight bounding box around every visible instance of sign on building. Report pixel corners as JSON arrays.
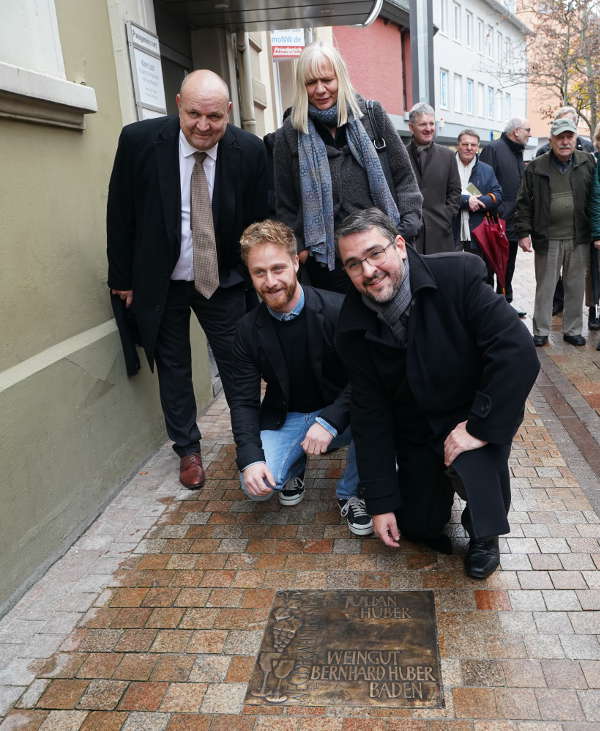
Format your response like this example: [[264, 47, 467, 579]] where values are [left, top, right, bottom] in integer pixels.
[[271, 29, 305, 60], [126, 22, 167, 120]]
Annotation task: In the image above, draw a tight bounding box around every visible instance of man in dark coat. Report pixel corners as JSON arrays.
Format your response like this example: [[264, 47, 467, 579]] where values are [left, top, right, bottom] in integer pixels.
[[335, 208, 539, 579], [407, 103, 461, 254], [514, 118, 595, 348], [453, 129, 503, 287], [107, 70, 268, 489], [229, 219, 372, 536], [479, 118, 530, 315]]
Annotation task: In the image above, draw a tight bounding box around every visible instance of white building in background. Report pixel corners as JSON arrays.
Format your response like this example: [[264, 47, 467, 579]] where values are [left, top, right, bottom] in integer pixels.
[[432, 0, 529, 145]]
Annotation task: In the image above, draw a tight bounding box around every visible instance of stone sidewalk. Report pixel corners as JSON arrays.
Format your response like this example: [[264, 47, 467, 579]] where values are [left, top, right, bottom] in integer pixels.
[[1, 254, 600, 729]]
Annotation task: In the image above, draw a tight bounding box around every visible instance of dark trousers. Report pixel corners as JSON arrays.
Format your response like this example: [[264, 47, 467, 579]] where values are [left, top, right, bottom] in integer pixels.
[[154, 280, 246, 457], [394, 440, 511, 541], [501, 237, 519, 301]]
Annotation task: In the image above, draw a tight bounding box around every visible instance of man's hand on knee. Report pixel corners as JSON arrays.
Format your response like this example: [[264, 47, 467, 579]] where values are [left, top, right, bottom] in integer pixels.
[[444, 420, 487, 466], [243, 462, 276, 496], [373, 513, 401, 548], [301, 422, 334, 455]]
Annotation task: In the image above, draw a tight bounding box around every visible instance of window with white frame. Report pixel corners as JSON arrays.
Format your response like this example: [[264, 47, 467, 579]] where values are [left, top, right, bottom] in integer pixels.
[[477, 18, 484, 53], [440, 69, 449, 108], [440, 0, 449, 33], [453, 2, 461, 42], [465, 11, 473, 47], [505, 37, 512, 65], [487, 86, 495, 118], [495, 89, 503, 121], [504, 92, 512, 120], [0, 0, 96, 128], [486, 24, 494, 58], [478, 82, 485, 117], [454, 74, 462, 112], [466, 78, 475, 114], [496, 30, 503, 62]]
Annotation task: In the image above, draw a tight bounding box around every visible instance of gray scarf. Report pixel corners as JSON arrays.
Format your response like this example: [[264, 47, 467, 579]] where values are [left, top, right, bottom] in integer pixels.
[[361, 257, 412, 345], [298, 103, 401, 270]]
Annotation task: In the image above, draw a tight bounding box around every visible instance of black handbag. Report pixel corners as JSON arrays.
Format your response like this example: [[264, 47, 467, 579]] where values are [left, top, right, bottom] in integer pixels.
[[365, 99, 386, 150]]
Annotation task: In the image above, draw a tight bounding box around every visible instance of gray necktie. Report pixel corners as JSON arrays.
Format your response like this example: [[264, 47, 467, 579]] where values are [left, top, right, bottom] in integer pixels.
[[191, 151, 219, 299]]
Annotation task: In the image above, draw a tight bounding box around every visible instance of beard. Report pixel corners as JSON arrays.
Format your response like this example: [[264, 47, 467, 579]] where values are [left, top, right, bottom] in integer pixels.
[[259, 280, 297, 310], [361, 265, 404, 304]]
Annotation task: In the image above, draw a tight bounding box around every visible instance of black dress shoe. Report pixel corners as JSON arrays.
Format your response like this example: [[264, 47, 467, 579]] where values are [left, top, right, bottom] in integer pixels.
[[516, 310, 527, 319], [533, 335, 548, 347], [563, 334, 586, 346], [465, 537, 500, 579], [588, 307, 600, 331]]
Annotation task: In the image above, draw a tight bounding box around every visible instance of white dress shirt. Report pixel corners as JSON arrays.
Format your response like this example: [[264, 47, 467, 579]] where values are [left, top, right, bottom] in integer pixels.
[[171, 130, 218, 281]]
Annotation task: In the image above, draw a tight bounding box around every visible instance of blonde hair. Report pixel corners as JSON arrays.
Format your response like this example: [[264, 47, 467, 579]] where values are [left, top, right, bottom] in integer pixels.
[[240, 219, 297, 263], [290, 42, 362, 134]]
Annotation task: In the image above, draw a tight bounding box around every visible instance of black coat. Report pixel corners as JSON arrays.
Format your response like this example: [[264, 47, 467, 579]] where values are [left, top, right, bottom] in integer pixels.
[[336, 248, 539, 517], [479, 133, 525, 238], [407, 141, 462, 254], [453, 157, 503, 242], [230, 286, 351, 470], [106, 115, 269, 369]]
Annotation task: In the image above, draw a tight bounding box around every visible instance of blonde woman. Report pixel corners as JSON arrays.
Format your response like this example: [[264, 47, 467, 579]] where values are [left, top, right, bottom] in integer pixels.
[[273, 42, 422, 292]]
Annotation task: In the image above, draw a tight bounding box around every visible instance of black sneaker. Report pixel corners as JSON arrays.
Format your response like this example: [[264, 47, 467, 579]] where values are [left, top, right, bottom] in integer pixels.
[[589, 306, 600, 331], [279, 474, 305, 506], [338, 497, 373, 536]]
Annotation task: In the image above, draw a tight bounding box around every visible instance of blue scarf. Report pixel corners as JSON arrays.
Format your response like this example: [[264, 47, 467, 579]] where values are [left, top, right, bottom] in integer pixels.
[[298, 103, 401, 270]]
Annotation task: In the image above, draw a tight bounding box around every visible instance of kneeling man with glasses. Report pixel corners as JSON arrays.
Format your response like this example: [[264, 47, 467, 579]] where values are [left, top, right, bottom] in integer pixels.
[[229, 219, 372, 536], [335, 208, 539, 578]]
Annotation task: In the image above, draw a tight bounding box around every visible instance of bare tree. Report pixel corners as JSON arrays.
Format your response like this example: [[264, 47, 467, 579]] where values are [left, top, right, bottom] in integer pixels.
[[504, 0, 600, 136]]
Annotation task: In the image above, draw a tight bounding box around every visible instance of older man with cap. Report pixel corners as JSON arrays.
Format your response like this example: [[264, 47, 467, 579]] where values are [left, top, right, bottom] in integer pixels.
[[514, 117, 595, 347]]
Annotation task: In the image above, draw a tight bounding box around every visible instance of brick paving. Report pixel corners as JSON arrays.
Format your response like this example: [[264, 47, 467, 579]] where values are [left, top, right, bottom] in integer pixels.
[[1, 254, 600, 729]]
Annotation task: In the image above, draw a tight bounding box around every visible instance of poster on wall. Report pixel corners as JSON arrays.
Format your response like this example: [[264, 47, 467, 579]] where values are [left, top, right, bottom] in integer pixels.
[[126, 22, 167, 119], [271, 29, 305, 60]]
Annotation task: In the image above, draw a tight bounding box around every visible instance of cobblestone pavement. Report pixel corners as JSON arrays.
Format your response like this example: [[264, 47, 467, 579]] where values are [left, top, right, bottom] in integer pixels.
[[1, 254, 600, 729]]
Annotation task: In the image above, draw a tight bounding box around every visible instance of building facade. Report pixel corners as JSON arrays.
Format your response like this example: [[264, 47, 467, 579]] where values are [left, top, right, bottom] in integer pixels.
[[432, 0, 528, 144]]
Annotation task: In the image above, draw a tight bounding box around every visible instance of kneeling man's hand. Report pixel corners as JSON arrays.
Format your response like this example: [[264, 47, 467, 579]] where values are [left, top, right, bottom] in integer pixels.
[[444, 420, 487, 466], [243, 462, 276, 496], [373, 513, 401, 548], [301, 422, 334, 455]]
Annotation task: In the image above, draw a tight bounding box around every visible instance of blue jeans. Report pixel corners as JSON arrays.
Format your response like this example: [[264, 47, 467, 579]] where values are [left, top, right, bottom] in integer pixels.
[[240, 410, 358, 501]]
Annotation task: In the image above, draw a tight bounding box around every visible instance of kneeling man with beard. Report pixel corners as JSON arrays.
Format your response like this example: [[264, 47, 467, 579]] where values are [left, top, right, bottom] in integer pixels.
[[229, 219, 372, 537], [335, 208, 539, 577]]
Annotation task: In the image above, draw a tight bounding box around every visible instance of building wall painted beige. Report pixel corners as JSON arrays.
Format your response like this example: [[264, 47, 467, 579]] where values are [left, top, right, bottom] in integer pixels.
[[0, 0, 212, 613]]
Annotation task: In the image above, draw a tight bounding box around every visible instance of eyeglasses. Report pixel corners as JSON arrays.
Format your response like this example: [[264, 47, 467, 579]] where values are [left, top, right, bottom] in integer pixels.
[[343, 241, 396, 278], [519, 127, 531, 132]]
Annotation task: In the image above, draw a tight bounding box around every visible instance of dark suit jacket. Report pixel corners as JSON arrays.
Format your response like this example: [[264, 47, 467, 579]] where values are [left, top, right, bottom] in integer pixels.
[[407, 141, 461, 254], [452, 157, 503, 241], [230, 286, 351, 470], [336, 248, 539, 517], [107, 115, 269, 369]]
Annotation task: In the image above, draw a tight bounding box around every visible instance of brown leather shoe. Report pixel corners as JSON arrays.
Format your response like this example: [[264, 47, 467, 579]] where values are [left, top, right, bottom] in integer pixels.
[[179, 453, 205, 490]]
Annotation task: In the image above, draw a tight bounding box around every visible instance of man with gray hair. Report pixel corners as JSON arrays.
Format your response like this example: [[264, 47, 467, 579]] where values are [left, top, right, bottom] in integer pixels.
[[535, 106, 593, 157], [407, 103, 461, 254], [515, 117, 595, 347], [479, 118, 531, 316]]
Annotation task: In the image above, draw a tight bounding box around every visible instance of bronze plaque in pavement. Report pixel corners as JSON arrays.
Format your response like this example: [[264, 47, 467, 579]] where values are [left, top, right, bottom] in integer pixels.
[[245, 589, 443, 708]]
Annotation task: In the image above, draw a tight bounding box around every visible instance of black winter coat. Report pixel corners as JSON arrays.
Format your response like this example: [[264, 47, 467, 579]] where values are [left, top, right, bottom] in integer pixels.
[[407, 141, 462, 254], [479, 133, 525, 238], [336, 248, 539, 517], [230, 286, 351, 470], [107, 116, 269, 368], [513, 150, 595, 252]]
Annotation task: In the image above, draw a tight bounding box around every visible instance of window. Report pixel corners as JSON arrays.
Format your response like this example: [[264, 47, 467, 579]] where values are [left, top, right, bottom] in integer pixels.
[[478, 82, 485, 116], [440, 69, 449, 108], [453, 2, 461, 41], [504, 92, 512, 120], [0, 0, 96, 128], [466, 78, 475, 114], [486, 24, 494, 58], [477, 18, 484, 53], [487, 86, 495, 118], [505, 37, 512, 65], [454, 74, 462, 112], [465, 11, 473, 47], [440, 0, 449, 33], [496, 30, 503, 62], [496, 89, 503, 121]]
